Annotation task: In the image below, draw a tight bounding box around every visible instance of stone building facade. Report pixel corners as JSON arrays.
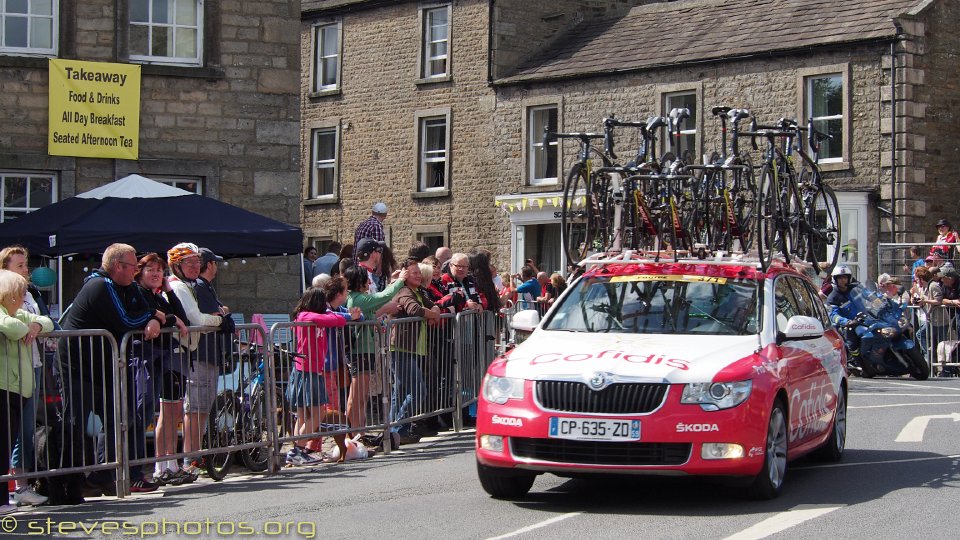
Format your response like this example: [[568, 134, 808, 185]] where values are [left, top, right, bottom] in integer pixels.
[[301, 0, 959, 281], [0, 0, 302, 314]]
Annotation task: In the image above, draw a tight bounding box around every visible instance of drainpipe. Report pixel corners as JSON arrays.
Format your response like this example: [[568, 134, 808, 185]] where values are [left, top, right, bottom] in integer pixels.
[[890, 20, 904, 243]]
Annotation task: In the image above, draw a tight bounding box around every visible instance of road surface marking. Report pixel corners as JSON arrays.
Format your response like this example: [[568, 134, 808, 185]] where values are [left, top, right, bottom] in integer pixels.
[[851, 401, 960, 409], [486, 512, 582, 540], [795, 453, 960, 470], [853, 380, 960, 392], [855, 393, 960, 397], [722, 505, 842, 540], [895, 412, 960, 442]]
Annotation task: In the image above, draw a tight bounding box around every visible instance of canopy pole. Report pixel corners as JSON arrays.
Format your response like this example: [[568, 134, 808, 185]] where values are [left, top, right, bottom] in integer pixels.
[[57, 255, 63, 320]]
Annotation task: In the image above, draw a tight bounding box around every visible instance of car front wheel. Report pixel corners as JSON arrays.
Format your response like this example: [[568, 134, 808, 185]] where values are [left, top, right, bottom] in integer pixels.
[[477, 462, 535, 499], [750, 399, 788, 499]]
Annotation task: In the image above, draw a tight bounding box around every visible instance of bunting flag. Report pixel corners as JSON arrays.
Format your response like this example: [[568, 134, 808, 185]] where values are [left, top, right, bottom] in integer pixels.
[[535, 198, 544, 209], [521, 199, 528, 210], [495, 200, 502, 207]]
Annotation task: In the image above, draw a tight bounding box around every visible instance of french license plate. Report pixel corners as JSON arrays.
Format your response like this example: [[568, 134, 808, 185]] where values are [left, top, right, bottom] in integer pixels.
[[548, 417, 641, 441]]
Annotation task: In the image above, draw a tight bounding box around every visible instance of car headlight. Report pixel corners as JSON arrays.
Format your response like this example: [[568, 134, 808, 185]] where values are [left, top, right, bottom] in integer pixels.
[[482, 375, 525, 405], [681, 380, 752, 411]]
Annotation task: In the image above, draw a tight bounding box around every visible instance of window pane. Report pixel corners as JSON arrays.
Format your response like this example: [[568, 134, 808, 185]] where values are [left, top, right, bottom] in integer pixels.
[[812, 118, 843, 160], [812, 76, 842, 117], [30, 178, 53, 206], [4, 177, 27, 207], [4, 17, 28, 47], [7, 0, 29, 14], [429, 59, 446, 75], [322, 57, 337, 86], [316, 131, 335, 159], [33, 0, 53, 16], [153, 0, 171, 24], [667, 93, 697, 129], [151, 26, 172, 56], [29, 17, 52, 48], [429, 9, 448, 37], [130, 25, 149, 55], [425, 121, 445, 151], [318, 168, 334, 196], [130, 0, 149, 22], [428, 162, 445, 188], [322, 26, 337, 54], [176, 28, 196, 57], [430, 41, 447, 58], [176, 0, 197, 25]]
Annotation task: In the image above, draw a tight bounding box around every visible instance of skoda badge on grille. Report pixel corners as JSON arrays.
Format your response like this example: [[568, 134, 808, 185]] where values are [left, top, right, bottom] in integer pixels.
[[588, 372, 607, 390]]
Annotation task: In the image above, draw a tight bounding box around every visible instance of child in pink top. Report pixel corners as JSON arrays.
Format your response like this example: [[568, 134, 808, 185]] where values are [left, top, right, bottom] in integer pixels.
[[286, 282, 360, 464]]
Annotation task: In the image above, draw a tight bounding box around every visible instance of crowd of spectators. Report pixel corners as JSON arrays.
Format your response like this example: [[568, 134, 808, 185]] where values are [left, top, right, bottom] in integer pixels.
[[1, 200, 575, 511]]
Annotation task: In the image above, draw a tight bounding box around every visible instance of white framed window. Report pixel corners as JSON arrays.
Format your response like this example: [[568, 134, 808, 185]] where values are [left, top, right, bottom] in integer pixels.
[[421, 5, 450, 79], [310, 127, 338, 199], [311, 22, 340, 93], [153, 176, 202, 194], [416, 231, 446, 253], [0, 0, 58, 56], [129, 0, 203, 66], [528, 105, 558, 185], [418, 115, 448, 191], [664, 91, 697, 160], [806, 74, 843, 162], [0, 171, 57, 222]]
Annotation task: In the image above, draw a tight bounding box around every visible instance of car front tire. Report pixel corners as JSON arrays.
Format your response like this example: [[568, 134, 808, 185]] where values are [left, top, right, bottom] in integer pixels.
[[477, 462, 535, 499], [749, 399, 788, 499]]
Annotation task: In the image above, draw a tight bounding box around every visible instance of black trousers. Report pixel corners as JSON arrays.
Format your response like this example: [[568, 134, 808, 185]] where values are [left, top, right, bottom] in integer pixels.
[[1, 388, 23, 496]]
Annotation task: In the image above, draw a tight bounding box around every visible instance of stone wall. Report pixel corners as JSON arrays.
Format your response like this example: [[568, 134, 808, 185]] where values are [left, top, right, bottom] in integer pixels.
[[0, 0, 302, 314], [899, 1, 960, 243], [301, 0, 509, 263]]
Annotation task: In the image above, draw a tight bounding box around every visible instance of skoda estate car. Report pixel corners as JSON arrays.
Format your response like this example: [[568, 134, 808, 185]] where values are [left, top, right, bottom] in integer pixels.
[[476, 254, 847, 499]]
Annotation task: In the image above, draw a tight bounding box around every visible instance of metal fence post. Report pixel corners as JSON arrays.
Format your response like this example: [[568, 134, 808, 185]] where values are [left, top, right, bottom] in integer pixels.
[[452, 311, 464, 432], [263, 325, 281, 474], [380, 319, 394, 454], [114, 334, 128, 499]]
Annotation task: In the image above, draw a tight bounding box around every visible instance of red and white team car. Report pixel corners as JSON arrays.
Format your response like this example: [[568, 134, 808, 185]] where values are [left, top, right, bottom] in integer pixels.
[[477, 254, 848, 499]]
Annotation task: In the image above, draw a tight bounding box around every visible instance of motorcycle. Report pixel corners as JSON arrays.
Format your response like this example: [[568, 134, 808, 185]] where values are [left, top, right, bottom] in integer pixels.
[[840, 286, 930, 380]]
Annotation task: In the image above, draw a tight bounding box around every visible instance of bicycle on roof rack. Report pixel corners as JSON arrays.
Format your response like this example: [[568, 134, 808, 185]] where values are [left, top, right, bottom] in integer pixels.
[[745, 115, 841, 273]]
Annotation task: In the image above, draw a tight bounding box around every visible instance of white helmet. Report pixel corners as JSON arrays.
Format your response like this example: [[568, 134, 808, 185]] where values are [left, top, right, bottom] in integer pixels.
[[831, 265, 852, 277]]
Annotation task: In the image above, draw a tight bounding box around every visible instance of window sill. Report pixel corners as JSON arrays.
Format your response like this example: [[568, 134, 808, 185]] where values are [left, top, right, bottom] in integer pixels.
[[415, 75, 452, 86], [520, 184, 561, 194], [412, 190, 450, 199], [139, 64, 225, 79], [819, 161, 851, 173], [303, 197, 339, 207], [308, 88, 342, 99], [0, 55, 50, 68]]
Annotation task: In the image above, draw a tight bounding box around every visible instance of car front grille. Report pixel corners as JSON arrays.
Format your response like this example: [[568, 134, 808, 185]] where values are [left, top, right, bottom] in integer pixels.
[[535, 381, 668, 414], [511, 438, 690, 466]]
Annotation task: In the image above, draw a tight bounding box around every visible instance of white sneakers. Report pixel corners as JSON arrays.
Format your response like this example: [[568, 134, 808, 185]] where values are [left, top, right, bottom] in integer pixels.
[[12, 486, 48, 506]]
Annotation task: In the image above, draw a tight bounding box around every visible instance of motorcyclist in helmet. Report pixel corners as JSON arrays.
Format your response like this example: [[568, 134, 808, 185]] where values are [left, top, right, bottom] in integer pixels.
[[826, 265, 874, 360]]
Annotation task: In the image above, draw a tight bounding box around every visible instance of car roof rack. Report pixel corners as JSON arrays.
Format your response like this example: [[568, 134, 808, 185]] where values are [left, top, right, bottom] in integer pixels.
[[578, 248, 817, 273]]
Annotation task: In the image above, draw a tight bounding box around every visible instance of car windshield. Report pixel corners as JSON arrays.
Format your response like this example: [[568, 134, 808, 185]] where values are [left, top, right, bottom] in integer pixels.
[[543, 273, 760, 336]]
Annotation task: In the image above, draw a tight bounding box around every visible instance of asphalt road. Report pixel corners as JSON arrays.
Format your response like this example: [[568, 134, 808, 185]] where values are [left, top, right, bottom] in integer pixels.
[[5, 376, 960, 540]]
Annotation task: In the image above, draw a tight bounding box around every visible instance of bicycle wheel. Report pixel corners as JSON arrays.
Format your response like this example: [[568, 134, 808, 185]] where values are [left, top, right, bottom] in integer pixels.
[[239, 389, 271, 472], [756, 164, 794, 270], [732, 153, 757, 253], [561, 163, 595, 265], [805, 183, 841, 276], [204, 394, 237, 481]]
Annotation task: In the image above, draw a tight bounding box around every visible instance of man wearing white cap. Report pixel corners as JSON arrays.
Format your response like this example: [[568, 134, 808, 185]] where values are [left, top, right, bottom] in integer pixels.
[[354, 201, 388, 251]]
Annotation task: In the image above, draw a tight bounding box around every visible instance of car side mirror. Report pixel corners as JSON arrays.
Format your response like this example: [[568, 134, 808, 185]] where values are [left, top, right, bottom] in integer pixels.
[[511, 309, 540, 332], [777, 315, 824, 344]]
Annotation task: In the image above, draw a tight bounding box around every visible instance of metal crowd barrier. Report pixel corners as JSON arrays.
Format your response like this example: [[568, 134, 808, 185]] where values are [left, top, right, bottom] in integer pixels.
[[1, 330, 125, 498], [3, 314, 501, 498], [909, 304, 959, 376]]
